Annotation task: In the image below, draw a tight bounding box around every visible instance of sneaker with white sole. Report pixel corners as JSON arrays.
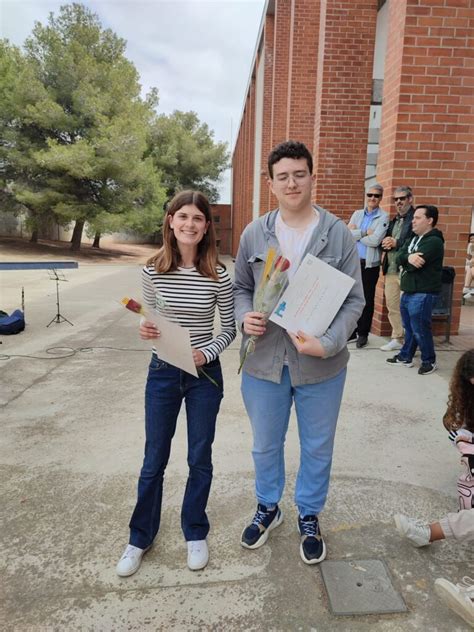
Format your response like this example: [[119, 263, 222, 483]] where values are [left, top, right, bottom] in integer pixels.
[[380, 339, 403, 352], [434, 576, 474, 627], [241, 503, 283, 549], [187, 539, 209, 571], [418, 362, 437, 375], [298, 514, 327, 564], [394, 514, 431, 547], [386, 354, 413, 367], [116, 544, 150, 577]]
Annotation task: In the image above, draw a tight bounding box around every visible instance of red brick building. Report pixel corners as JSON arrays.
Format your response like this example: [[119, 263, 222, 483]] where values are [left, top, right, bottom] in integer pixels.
[[211, 203, 231, 254], [232, 0, 473, 336]]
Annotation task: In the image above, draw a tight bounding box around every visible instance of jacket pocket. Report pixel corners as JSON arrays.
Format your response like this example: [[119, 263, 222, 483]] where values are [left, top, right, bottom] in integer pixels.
[[319, 255, 342, 269]]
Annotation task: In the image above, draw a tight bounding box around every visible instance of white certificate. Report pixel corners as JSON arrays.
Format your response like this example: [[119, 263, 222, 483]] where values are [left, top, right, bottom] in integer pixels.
[[145, 310, 198, 377], [269, 253, 355, 337]]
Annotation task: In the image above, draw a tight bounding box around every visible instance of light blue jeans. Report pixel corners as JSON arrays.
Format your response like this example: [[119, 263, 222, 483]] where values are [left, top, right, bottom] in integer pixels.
[[241, 366, 347, 516]]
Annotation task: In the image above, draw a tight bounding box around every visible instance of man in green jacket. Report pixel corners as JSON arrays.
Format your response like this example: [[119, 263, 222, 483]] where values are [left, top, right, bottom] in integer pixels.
[[386, 205, 444, 375]]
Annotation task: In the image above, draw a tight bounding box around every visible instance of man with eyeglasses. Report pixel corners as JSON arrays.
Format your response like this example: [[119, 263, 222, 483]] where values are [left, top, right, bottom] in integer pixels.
[[379, 186, 416, 352], [347, 185, 389, 348], [234, 140, 364, 565]]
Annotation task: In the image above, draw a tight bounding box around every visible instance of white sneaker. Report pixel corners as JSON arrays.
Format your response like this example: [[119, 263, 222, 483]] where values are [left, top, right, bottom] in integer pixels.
[[394, 514, 431, 547], [435, 576, 474, 627], [380, 339, 403, 352], [116, 544, 150, 577], [187, 539, 209, 571]]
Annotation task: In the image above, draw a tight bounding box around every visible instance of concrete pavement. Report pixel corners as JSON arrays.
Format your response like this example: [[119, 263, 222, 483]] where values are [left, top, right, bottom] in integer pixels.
[[1, 256, 473, 631]]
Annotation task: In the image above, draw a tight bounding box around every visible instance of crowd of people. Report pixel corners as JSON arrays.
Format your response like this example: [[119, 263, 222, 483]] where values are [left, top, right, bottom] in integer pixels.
[[114, 141, 473, 627], [347, 183, 446, 376]]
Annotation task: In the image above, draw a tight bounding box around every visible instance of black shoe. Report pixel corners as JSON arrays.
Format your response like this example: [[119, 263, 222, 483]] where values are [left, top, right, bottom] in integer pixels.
[[386, 354, 413, 367], [241, 504, 283, 549], [356, 335, 368, 348], [298, 515, 326, 564], [418, 362, 437, 375]]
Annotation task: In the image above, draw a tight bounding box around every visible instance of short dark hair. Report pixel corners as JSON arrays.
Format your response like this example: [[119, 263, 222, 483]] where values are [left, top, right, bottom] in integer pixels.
[[415, 204, 439, 227], [268, 140, 313, 178]]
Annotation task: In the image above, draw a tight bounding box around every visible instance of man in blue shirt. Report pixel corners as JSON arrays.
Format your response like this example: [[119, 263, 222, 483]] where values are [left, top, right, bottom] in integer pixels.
[[347, 184, 389, 347]]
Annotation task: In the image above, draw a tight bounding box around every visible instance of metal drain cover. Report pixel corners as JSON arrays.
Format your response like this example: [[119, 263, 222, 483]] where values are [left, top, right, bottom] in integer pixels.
[[320, 559, 407, 616]]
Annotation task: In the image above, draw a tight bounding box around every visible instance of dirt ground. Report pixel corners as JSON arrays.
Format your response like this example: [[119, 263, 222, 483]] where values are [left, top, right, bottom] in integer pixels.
[[0, 235, 159, 265]]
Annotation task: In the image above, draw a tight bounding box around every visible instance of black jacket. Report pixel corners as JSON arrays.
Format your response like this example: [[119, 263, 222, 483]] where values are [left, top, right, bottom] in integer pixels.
[[381, 206, 415, 274]]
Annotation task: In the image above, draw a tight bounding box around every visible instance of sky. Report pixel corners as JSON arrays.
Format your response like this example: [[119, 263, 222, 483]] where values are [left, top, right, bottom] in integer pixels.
[[0, 0, 266, 202]]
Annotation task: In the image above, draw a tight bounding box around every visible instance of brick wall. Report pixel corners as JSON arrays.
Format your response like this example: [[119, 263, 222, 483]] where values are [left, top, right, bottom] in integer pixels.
[[232, 75, 256, 255], [375, 0, 474, 336], [313, 0, 379, 220]]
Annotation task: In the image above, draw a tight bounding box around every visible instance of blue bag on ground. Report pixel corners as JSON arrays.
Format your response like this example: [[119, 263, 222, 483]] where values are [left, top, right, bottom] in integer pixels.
[[0, 309, 26, 335]]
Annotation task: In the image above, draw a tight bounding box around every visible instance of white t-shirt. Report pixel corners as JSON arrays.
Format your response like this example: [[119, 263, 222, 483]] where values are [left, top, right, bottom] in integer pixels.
[[275, 209, 320, 280]]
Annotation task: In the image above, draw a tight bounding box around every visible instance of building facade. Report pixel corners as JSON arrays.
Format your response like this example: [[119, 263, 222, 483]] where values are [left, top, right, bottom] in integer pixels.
[[231, 0, 473, 336]]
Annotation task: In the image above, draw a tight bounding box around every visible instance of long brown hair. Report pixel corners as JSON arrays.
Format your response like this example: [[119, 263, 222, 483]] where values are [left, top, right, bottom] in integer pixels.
[[147, 190, 224, 280], [443, 349, 474, 432]]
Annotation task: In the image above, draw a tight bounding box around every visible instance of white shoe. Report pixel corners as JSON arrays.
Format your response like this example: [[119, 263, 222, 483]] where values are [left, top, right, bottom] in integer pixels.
[[394, 514, 431, 547], [380, 339, 403, 352], [435, 576, 474, 627], [116, 544, 149, 577], [187, 539, 209, 571]]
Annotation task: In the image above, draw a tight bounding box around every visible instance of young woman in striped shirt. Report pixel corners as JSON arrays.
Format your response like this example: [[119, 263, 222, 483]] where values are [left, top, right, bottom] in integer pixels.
[[117, 190, 236, 576]]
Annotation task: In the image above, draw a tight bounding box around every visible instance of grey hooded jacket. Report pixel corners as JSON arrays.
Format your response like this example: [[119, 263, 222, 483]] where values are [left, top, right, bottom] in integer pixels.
[[234, 206, 365, 385]]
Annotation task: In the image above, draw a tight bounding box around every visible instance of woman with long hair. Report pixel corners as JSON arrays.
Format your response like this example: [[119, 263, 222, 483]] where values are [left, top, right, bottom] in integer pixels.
[[116, 190, 236, 576]]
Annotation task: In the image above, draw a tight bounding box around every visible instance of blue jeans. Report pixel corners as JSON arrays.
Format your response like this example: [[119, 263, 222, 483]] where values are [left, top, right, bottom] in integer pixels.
[[241, 366, 347, 516], [129, 355, 223, 547], [399, 292, 438, 364]]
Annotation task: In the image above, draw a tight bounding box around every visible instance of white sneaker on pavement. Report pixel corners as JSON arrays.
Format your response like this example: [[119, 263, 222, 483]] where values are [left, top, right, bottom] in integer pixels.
[[116, 544, 150, 577], [380, 339, 403, 352], [394, 514, 431, 547], [187, 539, 209, 571], [434, 576, 474, 627]]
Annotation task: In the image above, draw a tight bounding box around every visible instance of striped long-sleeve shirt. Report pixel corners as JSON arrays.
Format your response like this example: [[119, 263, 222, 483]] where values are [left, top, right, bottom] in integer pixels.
[[142, 264, 236, 363]]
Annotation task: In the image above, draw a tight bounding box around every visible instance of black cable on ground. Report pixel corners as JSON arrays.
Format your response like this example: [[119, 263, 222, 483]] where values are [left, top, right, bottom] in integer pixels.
[[0, 346, 150, 361]]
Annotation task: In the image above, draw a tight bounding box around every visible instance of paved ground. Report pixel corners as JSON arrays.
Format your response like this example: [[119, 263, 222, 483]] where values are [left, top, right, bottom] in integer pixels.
[[1, 240, 474, 631]]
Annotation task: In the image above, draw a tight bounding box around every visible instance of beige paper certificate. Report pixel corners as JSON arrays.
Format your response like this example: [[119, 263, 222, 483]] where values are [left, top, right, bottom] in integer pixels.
[[269, 253, 355, 337], [145, 310, 198, 377]]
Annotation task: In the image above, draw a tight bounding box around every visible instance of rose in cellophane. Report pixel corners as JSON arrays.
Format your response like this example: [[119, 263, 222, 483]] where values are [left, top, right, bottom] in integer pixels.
[[238, 248, 290, 374]]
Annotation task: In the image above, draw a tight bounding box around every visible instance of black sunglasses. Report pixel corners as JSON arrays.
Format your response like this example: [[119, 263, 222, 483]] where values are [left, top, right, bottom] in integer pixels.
[[393, 195, 408, 202], [366, 193, 382, 198]]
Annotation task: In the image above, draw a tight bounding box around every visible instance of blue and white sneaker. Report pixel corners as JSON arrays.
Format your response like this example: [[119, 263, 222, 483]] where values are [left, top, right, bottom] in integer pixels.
[[298, 515, 327, 564], [241, 503, 283, 549]]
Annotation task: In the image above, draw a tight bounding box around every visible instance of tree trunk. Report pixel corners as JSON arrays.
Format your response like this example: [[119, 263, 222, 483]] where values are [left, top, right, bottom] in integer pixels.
[[70, 219, 85, 251], [30, 229, 38, 243], [92, 231, 101, 248]]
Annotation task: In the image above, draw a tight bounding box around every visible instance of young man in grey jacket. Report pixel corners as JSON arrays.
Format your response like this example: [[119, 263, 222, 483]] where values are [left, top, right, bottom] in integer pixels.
[[234, 140, 364, 564]]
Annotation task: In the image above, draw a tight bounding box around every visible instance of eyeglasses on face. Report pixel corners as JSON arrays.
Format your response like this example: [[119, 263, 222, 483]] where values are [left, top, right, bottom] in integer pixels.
[[366, 193, 381, 199], [393, 195, 409, 202]]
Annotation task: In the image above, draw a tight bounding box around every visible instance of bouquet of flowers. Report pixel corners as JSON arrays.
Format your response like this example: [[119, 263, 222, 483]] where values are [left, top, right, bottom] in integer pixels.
[[238, 247, 290, 374]]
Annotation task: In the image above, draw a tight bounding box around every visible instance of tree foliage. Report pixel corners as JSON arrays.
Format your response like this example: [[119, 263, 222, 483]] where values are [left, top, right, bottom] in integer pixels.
[[1, 3, 165, 249], [148, 110, 229, 203], [0, 3, 230, 248]]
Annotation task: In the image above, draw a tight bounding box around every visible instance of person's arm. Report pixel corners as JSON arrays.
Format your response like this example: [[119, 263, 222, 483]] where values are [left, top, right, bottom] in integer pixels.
[[234, 226, 258, 329], [140, 266, 160, 340], [317, 231, 365, 357], [198, 269, 237, 363], [291, 228, 364, 358], [347, 210, 362, 241], [359, 212, 389, 247]]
